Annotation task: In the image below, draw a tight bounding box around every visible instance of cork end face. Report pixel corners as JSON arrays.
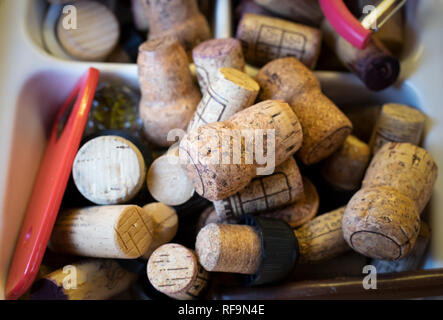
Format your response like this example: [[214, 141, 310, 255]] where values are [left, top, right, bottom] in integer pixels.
[[219, 67, 260, 92], [139, 36, 179, 55], [115, 206, 155, 259], [195, 223, 221, 272], [382, 103, 425, 124], [343, 187, 420, 260], [361, 55, 400, 91]]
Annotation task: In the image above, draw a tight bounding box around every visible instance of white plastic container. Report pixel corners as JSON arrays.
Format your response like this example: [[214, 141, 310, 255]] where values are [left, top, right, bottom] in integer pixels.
[[0, 0, 442, 299]]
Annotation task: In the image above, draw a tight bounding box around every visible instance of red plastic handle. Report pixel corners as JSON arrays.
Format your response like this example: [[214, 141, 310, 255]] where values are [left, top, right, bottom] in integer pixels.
[[5, 68, 100, 300], [319, 0, 372, 49]]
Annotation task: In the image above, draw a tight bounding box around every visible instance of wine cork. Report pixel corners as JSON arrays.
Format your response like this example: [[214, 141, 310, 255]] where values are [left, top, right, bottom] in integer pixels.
[[147, 244, 209, 300], [369, 103, 425, 155], [322, 20, 400, 91], [294, 207, 349, 264], [179, 100, 303, 200], [56, 1, 120, 61], [30, 259, 137, 300], [142, 0, 211, 57], [256, 57, 353, 165], [236, 13, 322, 69], [147, 147, 195, 206], [363, 142, 438, 214], [213, 157, 304, 222], [72, 135, 146, 205], [192, 38, 246, 94], [322, 135, 371, 191], [138, 37, 201, 147], [187, 68, 260, 132], [141, 203, 179, 260], [253, 0, 324, 26], [49, 205, 155, 259], [132, 0, 149, 31], [260, 177, 318, 228], [371, 221, 430, 273]]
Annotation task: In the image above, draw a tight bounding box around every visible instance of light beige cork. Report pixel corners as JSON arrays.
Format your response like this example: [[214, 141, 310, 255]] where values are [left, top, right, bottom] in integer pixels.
[[31, 259, 137, 300], [49, 205, 155, 259], [260, 177, 319, 228], [363, 142, 437, 214], [147, 243, 209, 300], [343, 186, 421, 260], [138, 37, 201, 147], [187, 67, 260, 132], [236, 13, 322, 68], [72, 136, 146, 205], [192, 38, 246, 94], [179, 99, 303, 200], [147, 147, 195, 206], [213, 157, 304, 222], [369, 103, 425, 155], [256, 57, 353, 165], [253, 0, 324, 26], [322, 135, 371, 191], [295, 207, 350, 264], [141, 203, 179, 260], [196, 223, 262, 274], [142, 0, 211, 57], [56, 1, 119, 61]]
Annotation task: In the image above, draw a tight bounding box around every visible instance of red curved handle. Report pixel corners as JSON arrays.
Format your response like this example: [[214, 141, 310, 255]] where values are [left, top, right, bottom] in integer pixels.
[[319, 0, 371, 49]]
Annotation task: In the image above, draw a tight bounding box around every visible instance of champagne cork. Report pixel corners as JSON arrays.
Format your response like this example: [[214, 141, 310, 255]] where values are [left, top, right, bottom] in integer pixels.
[[192, 38, 246, 94], [196, 211, 349, 281], [179, 100, 304, 201], [72, 135, 146, 205], [56, 1, 120, 61], [256, 57, 353, 165], [371, 221, 430, 273], [30, 259, 137, 300], [187, 67, 260, 132], [141, 203, 179, 260], [363, 142, 438, 214], [369, 103, 425, 155], [322, 135, 371, 191], [213, 157, 304, 222], [322, 20, 400, 91], [236, 13, 322, 68], [50, 205, 155, 259], [260, 177, 318, 228], [142, 0, 211, 57], [138, 37, 201, 147], [253, 0, 324, 26], [147, 147, 195, 206], [147, 244, 209, 300]]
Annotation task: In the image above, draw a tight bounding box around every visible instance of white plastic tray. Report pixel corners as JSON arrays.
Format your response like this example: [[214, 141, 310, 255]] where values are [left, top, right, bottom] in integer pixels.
[[0, 0, 442, 299]]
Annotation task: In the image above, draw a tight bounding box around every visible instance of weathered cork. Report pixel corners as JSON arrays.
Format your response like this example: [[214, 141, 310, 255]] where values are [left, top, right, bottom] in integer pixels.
[[213, 157, 304, 222], [141, 202, 179, 260], [236, 13, 322, 68], [363, 142, 437, 214], [196, 223, 262, 274], [147, 147, 195, 206], [254, 0, 324, 26], [260, 177, 318, 228], [369, 103, 425, 155], [322, 135, 371, 191], [343, 186, 420, 260], [142, 0, 211, 57], [187, 67, 259, 132], [192, 38, 246, 94], [30, 259, 137, 300], [322, 20, 400, 91], [256, 57, 352, 165], [179, 100, 303, 200], [72, 136, 146, 205], [295, 207, 350, 264], [147, 243, 209, 300], [138, 37, 201, 147], [49, 205, 155, 259]]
